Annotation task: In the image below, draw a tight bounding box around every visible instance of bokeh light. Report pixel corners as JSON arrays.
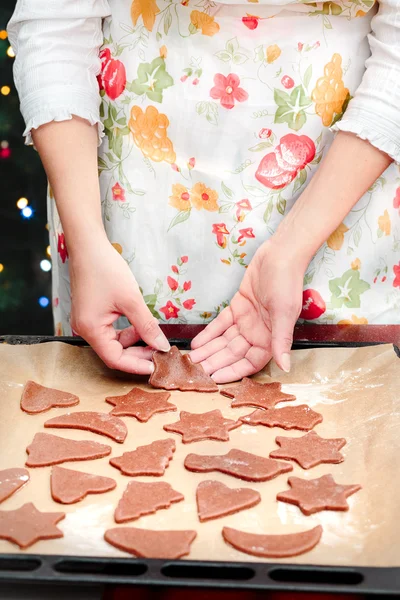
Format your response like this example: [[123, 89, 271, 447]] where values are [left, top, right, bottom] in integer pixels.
[[21, 206, 33, 219], [16, 197, 28, 210], [6, 46, 15, 58], [38, 296, 50, 308], [0, 264, 4, 273], [1, 86, 11, 96], [40, 259, 51, 272]]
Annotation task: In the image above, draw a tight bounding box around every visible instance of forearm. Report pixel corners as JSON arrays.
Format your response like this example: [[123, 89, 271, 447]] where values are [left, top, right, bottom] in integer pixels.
[[271, 132, 392, 268], [32, 117, 107, 259]]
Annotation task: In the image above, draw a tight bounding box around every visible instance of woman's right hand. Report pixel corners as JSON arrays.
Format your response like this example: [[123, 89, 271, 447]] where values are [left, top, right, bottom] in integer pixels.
[[69, 234, 170, 374]]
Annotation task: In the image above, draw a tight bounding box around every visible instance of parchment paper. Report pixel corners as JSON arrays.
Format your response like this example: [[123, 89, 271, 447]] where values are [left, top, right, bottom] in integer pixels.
[[0, 342, 399, 566]]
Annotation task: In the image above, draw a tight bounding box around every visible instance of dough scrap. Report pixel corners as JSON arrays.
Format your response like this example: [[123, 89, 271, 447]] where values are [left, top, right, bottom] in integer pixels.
[[110, 439, 176, 476], [21, 381, 79, 414], [104, 527, 197, 559], [44, 411, 127, 443], [0, 502, 65, 549], [196, 480, 261, 522], [51, 466, 116, 504], [106, 387, 176, 422], [241, 405, 323, 431], [221, 378, 296, 410], [164, 409, 241, 443], [277, 474, 361, 515], [269, 431, 346, 469], [185, 448, 293, 482], [26, 432, 111, 467], [150, 346, 218, 392], [0, 468, 30, 504], [222, 524, 323, 558], [115, 481, 184, 523]]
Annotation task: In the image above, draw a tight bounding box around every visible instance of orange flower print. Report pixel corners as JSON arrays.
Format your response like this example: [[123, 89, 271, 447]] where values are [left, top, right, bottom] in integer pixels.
[[327, 223, 349, 251], [112, 182, 126, 202], [55, 322, 63, 336], [338, 315, 369, 325], [183, 299, 196, 310], [190, 10, 220, 36], [212, 223, 230, 248], [378, 209, 391, 236], [210, 74, 248, 110], [169, 184, 191, 211], [266, 44, 281, 64], [167, 276, 178, 291], [131, 0, 160, 32], [238, 228, 255, 243], [351, 258, 361, 270], [236, 198, 252, 221], [129, 105, 176, 164], [111, 243, 123, 254], [159, 45, 167, 59], [191, 183, 219, 211], [160, 300, 180, 319]]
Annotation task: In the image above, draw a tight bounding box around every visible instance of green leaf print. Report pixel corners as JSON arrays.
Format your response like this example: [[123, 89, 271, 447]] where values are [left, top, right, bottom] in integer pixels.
[[276, 197, 287, 216], [263, 199, 273, 224], [221, 181, 235, 199], [215, 37, 250, 66], [129, 57, 173, 103], [329, 269, 370, 309], [303, 65, 312, 90], [168, 209, 191, 232], [274, 86, 312, 131]]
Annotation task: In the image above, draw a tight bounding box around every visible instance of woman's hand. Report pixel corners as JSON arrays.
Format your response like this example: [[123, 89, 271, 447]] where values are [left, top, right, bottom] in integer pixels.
[[190, 240, 303, 383], [70, 236, 170, 374]]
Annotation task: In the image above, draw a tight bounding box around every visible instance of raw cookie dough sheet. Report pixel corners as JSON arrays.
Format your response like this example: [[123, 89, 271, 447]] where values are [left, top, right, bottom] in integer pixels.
[[0, 342, 399, 566]]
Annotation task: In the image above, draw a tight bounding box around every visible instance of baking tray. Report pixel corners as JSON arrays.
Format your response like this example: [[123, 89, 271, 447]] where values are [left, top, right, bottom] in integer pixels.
[[0, 330, 399, 597]]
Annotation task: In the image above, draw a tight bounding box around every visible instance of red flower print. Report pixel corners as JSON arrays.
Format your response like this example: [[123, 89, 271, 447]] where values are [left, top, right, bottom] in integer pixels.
[[53, 297, 59, 308], [112, 182, 126, 202], [242, 16, 259, 30], [181, 255, 188, 263], [160, 301, 180, 320], [210, 74, 248, 110], [393, 263, 400, 288], [98, 49, 126, 100], [259, 128, 272, 139], [238, 228, 255, 243], [167, 276, 179, 291], [299, 289, 326, 320], [212, 223, 230, 247], [171, 163, 180, 172], [192, 78, 200, 86], [181, 75, 188, 83], [281, 75, 294, 89], [183, 299, 196, 310], [188, 157, 196, 169], [57, 233, 68, 263], [235, 198, 252, 221], [393, 187, 400, 212], [171, 265, 179, 274], [183, 281, 192, 291], [256, 134, 315, 190], [298, 42, 304, 51]]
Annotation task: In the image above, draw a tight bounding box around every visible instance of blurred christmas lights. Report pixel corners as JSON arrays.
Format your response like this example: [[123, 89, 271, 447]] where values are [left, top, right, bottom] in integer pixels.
[[16, 197, 28, 209], [21, 206, 33, 219], [39, 296, 50, 308], [6, 46, 15, 58], [1, 86, 10, 96], [0, 140, 8, 149], [0, 264, 4, 273], [46, 245, 51, 257], [40, 259, 51, 272], [0, 31, 7, 40]]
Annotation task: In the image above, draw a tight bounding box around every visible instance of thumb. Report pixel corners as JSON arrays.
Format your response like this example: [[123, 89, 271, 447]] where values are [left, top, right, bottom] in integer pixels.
[[269, 303, 298, 373], [123, 294, 170, 352]]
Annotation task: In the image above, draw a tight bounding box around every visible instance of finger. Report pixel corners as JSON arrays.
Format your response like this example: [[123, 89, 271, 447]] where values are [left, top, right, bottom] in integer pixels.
[[92, 335, 155, 375], [123, 297, 170, 352], [269, 305, 297, 373], [116, 326, 140, 349], [200, 334, 251, 374], [191, 307, 234, 349], [211, 345, 272, 383], [190, 325, 239, 363]]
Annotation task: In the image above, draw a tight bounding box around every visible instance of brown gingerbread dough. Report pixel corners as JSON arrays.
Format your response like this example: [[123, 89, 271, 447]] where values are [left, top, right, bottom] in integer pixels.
[[110, 439, 176, 476], [104, 527, 197, 559], [221, 378, 296, 410], [185, 448, 293, 481], [150, 346, 218, 392], [222, 524, 323, 558], [164, 410, 241, 443], [269, 431, 346, 469], [0, 502, 65, 549], [241, 405, 323, 431], [196, 480, 261, 522], [115, 481, 184, 523], [106, 387, 176, 422], [44, 411, 127, 443], [0, 468, 30, 504], [277, 474, 361, 515], [20, 381, 79, 414], [51, 466, 116, 504], [26, 432, 111, 467]]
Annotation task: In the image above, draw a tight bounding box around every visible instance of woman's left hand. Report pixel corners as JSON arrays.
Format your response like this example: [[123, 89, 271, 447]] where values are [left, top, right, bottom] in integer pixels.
[[190, 240, 304, 383]]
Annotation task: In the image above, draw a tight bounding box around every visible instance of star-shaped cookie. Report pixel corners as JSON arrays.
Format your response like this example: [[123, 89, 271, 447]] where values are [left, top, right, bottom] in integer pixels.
[[0, 502, 65, 549], [277, 474, 361, 515], [221, 378, 296, 410], [105, 387, 176, 422], [269, 431, 346, 469], [241, 405, 323, 431], [163, 410, 241, 443]]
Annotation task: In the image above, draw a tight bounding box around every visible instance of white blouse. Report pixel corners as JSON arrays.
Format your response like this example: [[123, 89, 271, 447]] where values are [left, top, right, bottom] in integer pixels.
[[7, 0, 400, 162]]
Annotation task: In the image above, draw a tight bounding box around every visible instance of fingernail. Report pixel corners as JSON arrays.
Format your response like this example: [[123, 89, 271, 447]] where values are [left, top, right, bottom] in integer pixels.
[[155, 333, 170, 352], [281, 353, 291, 373], [148, 363, 155, 374]]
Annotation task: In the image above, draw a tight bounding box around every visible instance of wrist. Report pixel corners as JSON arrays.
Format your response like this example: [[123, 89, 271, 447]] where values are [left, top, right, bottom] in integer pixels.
[[66, 222, 109, 262]]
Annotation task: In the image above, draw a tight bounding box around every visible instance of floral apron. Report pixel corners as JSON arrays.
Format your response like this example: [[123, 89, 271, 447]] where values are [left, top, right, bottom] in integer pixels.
[[48, 0, 400, 335]]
